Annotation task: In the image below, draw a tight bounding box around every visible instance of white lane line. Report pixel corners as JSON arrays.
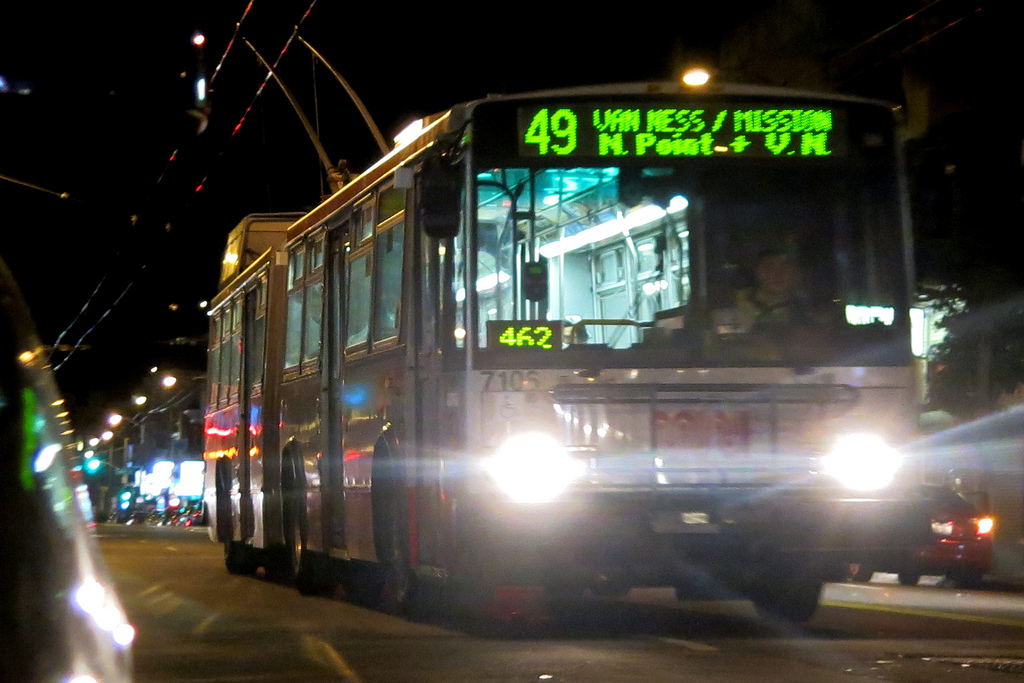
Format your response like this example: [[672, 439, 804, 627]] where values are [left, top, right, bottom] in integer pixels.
[[144, 591, 184, 616], [659, 637, 719, 652], [138, 583, 167, 597], [192, 614, 219, 635], [301, 635, 365, 683], [819, 600, 1024, 628]]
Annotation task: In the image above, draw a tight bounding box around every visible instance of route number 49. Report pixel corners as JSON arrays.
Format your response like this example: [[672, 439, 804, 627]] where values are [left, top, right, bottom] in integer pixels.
[[524, 108, 578, 156]]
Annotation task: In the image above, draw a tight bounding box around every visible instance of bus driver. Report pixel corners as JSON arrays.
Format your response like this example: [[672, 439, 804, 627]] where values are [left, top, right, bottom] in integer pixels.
[[735, 248, 812, 336]]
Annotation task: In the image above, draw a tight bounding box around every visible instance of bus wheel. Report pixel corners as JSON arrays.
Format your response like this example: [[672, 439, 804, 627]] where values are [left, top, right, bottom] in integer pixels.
[[849, 563, 874, 583], [225, 540, 258, 576], [750, 579, 823, 623], [590, 582, 631, 599], [295, 551, 337, 597], [371, 450, 416, 614], [897, 571, 921, 587], [950, 571, 984, 589], [267, 454, 304, 583]]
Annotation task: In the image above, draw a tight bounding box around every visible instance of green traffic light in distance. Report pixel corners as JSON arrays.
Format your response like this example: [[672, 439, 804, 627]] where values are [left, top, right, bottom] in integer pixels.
[[85, 458, 102, 473]]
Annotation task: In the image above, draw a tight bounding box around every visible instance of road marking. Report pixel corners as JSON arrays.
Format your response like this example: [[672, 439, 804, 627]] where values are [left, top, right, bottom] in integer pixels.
[[144, 591, 184, 615], [659, 637, 719, 652], [301, 635, 365, 683], [138, 583, 167, 597], [820, 600, 1024, 628], [193, 614, 218, 635]]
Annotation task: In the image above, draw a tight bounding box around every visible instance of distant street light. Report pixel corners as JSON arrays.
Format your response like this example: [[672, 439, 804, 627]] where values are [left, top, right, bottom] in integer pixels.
[[88, 437, 100, 447], [134, 395, 148, 406], [108, 413, 123, 427], [101, 430, 114, 441], [162, 375, 178, 388]]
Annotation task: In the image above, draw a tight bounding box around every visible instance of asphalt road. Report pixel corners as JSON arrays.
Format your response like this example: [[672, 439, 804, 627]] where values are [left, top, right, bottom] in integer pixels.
[[96, 524, 1024, 682]]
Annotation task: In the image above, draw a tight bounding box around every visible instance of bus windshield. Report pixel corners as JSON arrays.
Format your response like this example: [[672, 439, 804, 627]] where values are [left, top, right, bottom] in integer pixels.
[[470, 161, 908, 367]]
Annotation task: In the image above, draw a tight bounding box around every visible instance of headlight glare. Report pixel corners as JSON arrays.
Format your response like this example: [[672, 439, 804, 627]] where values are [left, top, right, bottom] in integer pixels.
[[484, 433, 584, 504], [821, 433, 901, 491]]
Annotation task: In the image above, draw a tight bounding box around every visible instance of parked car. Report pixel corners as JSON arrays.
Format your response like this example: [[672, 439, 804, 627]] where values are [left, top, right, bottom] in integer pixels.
[[851, 484, 994, 588], [0, 257, 134, 682]]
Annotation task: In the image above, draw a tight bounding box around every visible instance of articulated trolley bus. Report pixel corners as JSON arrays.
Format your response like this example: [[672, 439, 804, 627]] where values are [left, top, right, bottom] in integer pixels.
[[205, 80, 933, 621]]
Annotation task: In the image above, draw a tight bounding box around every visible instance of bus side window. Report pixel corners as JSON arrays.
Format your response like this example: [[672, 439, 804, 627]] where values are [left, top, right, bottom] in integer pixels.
[[208, 313, 222, 406], [374, 220, 404, 341], [355, 196, 375, 243], [347, 249, 372, 348], [229, 297, 242, 400], [284, 246, 305, 368], [218, 304, 235, 407], [303, 235, 325, 364]]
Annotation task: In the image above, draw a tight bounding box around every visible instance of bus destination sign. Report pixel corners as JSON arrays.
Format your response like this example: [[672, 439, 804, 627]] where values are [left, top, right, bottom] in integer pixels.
[[487, 320, 562, 350], [517, 104, 843, 160]]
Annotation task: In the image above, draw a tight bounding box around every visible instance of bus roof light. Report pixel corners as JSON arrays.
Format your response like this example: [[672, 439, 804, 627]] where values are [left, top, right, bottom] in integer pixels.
[[682, 68, 711, 87]]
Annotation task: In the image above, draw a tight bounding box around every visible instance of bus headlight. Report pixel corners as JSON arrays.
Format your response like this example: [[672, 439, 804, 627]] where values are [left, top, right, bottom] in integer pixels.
[[820, 433, 902, 491], [484, 433, 585, 504]]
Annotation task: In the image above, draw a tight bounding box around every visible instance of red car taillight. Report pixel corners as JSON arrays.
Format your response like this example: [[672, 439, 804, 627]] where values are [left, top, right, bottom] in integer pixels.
[[975, 517, 994, 535]]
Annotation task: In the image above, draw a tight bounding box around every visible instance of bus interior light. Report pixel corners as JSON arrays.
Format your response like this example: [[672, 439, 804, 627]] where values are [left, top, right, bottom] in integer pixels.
[[538, 197, 686, 259]]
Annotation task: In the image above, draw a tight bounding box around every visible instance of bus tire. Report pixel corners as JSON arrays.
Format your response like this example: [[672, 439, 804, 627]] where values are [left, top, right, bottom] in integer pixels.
[[295, 551, 337, 597], [750, 579, 823, 623], [897, 571, 921, 587], [849, 563, 874, 583], [225, 540, 258, 576], [267, 451, 304, 584], [590, 583, 630, 599], [951, 571, 984, 589], [371, 445, 416, 614]]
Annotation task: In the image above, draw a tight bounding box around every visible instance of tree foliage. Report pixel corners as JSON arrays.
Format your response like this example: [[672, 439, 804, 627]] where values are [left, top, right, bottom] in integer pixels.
[[928, 282, 1024, 418]]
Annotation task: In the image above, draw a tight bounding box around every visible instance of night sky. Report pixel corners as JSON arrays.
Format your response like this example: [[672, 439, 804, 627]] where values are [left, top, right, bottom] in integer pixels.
[[2, 1, 763, 431], [0, 1, 1012, 432]]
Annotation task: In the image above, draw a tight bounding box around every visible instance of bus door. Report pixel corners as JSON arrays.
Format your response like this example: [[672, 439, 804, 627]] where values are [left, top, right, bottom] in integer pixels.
[[240, 276, 268, 545], [322, 225, 347, 553], [237, 290, 254, 541], [410, 227, 449, 569]]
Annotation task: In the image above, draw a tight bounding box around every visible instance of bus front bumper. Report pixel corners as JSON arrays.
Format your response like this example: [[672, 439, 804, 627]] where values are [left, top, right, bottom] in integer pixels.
[[458, 487, 933, 587]]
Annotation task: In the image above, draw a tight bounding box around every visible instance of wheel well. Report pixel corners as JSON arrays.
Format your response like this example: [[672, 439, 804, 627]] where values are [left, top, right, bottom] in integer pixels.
[[213, 456, 233, 542], [279, 441, 307, 543], [370, 437, 409, 562]]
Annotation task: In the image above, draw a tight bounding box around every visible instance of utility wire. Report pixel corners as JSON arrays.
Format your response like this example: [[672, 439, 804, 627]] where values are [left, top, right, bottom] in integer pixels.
[[49, 274, 107, 362], [46, 2, 261, 367], [0, 171, 74, 200], [192, 0, 318, 197], [54, 2, 318, 368], [53, 280, 134, 372], [837, 4, 984, 86], [156, 1, 255, 187], [832, 0, 949, 62], [0, 167, 137, 364], [211, 0, 255, 86]]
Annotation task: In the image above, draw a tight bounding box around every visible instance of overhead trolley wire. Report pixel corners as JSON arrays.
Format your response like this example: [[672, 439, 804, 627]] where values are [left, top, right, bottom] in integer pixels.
[[211, 1, 255, 87], [53, 280, 135, 373], [157, 0, 257, 188], [47, 2, 262, 370], [192, 0, 318, 197], [0, 171, 75, 201]]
